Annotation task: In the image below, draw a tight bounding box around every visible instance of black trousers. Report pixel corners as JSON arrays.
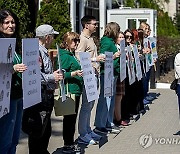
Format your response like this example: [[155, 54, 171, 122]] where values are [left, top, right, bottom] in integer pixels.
[[28, 94, 54, 154], [63, 95, 80, 146]]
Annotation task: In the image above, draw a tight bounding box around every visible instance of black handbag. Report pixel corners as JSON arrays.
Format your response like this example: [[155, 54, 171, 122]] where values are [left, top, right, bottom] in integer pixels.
[[170, 79, 178, 91]]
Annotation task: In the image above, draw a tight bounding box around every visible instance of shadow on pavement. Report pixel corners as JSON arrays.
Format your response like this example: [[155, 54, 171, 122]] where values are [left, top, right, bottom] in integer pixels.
[[173, 130, 180, 136], [148, 92, 161, 100], [52, 147, 63, 154], [51, 117, 63, 123], [51, 130, 63, 136]]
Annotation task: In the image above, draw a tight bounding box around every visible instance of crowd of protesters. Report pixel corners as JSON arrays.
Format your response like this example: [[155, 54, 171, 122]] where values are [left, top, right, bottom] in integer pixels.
[[0, 9, 161, 154]]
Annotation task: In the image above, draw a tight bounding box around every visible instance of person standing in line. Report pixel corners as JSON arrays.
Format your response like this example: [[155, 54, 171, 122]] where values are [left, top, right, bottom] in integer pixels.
[[114, 31, 128, 126], [94, 22, 121, 134], [139, 22, 153, 105], [75, 15, 105, 145], [57, 32, 83, 153], [27, 24, 63, 154], [0, 9, 27, 154], [174, 54, 180, 118]]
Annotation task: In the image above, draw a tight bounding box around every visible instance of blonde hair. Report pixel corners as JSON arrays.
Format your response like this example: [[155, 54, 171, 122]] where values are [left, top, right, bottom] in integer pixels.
[[139, 22, 147, 30], [104, 22, 120, 41], [60, 32, 79, 49]]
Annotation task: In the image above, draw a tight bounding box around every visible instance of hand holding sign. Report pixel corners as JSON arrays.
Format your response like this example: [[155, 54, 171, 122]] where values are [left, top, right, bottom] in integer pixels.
[[72, 70, 83, 77], [13, 63, 27, 72], [96, 54, 106, 62], [53, 69, 63, 82]]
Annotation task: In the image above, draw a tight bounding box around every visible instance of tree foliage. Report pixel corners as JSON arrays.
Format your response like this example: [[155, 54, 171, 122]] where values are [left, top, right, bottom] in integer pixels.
[[125, 0, 135, 7], [37, 0, 71, 48], [125, 0, 179, 37]]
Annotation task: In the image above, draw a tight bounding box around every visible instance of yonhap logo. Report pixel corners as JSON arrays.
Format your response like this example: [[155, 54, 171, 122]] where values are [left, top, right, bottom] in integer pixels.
[[139, 134, 153, 149], [139, 134, 180, 149]]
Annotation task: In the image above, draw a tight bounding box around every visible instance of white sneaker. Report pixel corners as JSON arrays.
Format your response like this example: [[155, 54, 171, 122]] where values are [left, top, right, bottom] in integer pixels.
[[89, 131, 102, 141], [78, 133, 97, 145], [106, 126, 120, 134]]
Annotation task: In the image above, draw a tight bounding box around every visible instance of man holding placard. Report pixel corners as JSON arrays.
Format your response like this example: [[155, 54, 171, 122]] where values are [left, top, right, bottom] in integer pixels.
[[27, 24, 63, 154], [75, 16, 105, 145]]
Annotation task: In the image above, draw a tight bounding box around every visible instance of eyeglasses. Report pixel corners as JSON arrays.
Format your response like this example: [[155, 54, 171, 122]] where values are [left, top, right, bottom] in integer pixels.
[[87, 23, 98, 26], [72, 38, 80, 43], [125, 35, 133, 39]]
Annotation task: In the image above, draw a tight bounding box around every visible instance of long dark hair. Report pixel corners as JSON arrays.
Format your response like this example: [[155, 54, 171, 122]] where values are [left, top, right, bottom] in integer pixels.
[[0, 9, 21, 53], [124, 29, 134, 46], [0, 9, 19, 38]]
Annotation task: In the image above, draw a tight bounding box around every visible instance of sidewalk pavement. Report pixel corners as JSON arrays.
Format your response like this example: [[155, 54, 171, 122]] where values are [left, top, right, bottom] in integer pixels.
[[17, 88, 180, 154]]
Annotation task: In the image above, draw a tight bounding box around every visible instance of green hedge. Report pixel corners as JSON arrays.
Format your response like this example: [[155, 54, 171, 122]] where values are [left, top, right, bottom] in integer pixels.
[[36, 0, 71, 48]]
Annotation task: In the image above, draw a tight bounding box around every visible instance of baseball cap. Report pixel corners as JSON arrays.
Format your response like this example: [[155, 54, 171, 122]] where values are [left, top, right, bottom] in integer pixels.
[[36, 24, 59, 37]]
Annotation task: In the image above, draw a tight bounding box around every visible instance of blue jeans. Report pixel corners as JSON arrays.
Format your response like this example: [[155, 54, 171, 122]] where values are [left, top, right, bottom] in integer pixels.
[[176, 84, 180, 117], [78, 76, 98, 137], [0, 98, 23, 154], [143, 67, 152, 98], [94, 75, 117, 128]]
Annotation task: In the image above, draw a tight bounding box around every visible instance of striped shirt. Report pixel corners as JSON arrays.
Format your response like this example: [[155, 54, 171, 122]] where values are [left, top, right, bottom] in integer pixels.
[[39, 44, 56, 90]]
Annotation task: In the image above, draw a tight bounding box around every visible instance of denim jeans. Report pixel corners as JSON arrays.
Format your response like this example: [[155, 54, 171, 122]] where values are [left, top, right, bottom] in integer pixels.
[[78, 88, 95, 137], [78, 76, 98, 137], [94, 75, 117, 128], [176, 84, 180, 117], [143, 67, 152, 98], [0, 98, 23, 154]]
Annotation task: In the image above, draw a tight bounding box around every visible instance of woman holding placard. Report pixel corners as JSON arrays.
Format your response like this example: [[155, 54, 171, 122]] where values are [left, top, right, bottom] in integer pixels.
[[57, 32, 83, 153], [94, 22, 121, 134], [0, 9, 27, 154], [114, 31, 127, 126]]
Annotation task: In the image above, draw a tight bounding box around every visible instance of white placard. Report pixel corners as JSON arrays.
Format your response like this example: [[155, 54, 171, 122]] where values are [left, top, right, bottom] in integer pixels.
[[56, 44, 66, 102], [79, 52, 98, 102], [0, 38, 16, 118], [120, 39, 126, 82], [104, 52, 113, 97], [133, 45, 142, 81], [126, 46, 136, 85], [144, 38, 153, 71], [22, 38, 41, 109], [145, 54, 150, 72], [149, 37, 158, 59], [0, 38, 16, 64]]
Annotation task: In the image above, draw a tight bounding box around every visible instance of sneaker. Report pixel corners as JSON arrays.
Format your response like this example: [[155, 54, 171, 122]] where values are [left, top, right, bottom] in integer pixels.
[[94, 127, 108, 134], [78, 133, 97, 145], [106, 125, 120, 134], [120, 120, 129, 126], [145, 95, 154, 101], [74, 144, 81, 154], [143, 99, 151, 105], [62, 145, 75, 154], [89, 131, 102, 141]]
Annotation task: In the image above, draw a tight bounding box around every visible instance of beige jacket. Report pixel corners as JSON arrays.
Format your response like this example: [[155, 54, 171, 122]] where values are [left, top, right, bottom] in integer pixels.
[[75, 31, 100, 74]]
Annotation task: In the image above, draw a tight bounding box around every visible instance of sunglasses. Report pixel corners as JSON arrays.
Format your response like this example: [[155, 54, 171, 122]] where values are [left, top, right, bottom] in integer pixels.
[[125, 35, 133, 39], [72, 38, 80, 43], [87, 23, 98, 26]]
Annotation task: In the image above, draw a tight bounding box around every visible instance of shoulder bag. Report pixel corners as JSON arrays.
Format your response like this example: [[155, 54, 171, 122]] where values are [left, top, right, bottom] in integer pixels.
[[54, 83, 76, 116]]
